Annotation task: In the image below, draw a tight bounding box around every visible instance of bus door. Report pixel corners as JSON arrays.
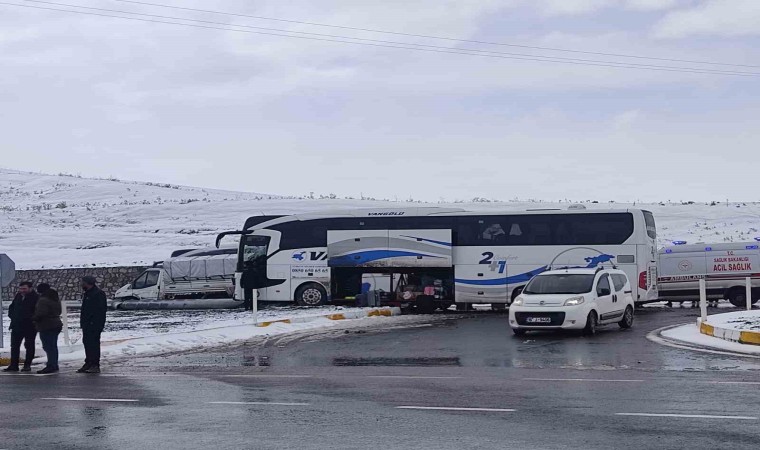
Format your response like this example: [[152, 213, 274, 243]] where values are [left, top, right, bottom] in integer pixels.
[[240, 234, 285, 290]]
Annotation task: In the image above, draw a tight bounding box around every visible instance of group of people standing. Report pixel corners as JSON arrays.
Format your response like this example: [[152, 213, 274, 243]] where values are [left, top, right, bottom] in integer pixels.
[[3, 276, 107, 374]]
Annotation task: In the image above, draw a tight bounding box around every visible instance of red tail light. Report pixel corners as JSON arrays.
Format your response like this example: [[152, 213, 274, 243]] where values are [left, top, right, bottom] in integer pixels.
[[639, 271, 647, 290]]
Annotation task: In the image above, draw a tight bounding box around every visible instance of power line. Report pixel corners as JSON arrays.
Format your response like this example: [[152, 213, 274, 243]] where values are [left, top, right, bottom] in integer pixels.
[[3, 1, 759, 77], [17, 0, 759, 76], [105, 0, 758, 69]]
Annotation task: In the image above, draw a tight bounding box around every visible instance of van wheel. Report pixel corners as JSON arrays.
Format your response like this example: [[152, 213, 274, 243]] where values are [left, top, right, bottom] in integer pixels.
[[583, 311, 598, 336], [618, 306, 634, 329], [295, 283, 327, 307], [727, 288, 748, 308]]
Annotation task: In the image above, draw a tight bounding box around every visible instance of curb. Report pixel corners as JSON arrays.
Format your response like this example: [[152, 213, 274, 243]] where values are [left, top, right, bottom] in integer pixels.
[[699, 319, 760, 346], [256, 307, 400, 327], [648, 324, 760, 359]]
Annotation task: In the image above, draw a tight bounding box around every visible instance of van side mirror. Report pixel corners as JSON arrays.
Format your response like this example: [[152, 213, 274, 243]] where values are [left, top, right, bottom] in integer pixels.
[[598, 287, 611, 297]]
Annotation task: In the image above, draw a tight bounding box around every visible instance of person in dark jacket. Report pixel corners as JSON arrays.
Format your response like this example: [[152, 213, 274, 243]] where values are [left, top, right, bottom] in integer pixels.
[[33, 283, 63, 374], [3, 281, 40, 372], [78, 276, 107, 374]]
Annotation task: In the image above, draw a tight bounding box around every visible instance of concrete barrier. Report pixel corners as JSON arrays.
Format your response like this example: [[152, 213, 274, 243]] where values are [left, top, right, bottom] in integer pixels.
[[699, 319, 760, 346]]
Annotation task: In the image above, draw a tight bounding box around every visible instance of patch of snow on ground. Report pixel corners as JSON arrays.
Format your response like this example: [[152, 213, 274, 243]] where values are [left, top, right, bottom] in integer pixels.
[[0, 305, 401, 365], [661, 323, 760, 356], [704, 310, 760, 331]]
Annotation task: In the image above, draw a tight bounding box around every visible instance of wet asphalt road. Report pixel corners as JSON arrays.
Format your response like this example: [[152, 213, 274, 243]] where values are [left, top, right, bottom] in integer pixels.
[[1, 306, 760, 450]]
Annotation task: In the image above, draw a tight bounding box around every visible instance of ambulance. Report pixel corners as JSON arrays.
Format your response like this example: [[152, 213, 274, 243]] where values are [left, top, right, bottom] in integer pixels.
[[657, 242, 760, 307]]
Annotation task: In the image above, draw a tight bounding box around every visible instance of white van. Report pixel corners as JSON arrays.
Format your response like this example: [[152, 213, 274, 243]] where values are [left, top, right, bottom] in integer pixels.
[[657, 242, 760, 307], [509, 267, 635, 336]]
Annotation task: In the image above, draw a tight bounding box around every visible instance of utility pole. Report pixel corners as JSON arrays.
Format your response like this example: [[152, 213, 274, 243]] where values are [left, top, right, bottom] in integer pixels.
[[0, 254, 17, 349]]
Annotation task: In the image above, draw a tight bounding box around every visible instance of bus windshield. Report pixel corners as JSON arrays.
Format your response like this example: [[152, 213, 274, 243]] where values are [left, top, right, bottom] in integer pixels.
[[524, 274, 595, 295]]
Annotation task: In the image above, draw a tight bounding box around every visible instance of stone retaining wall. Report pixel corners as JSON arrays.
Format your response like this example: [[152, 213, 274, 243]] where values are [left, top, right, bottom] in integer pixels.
[[2, 266, 147, 303]]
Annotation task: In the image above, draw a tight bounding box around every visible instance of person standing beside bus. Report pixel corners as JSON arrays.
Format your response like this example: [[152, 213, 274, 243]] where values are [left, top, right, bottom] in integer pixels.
[[33, 283, 63, 374], [2, 281, 39, 373], [77, 276, 107, 374]]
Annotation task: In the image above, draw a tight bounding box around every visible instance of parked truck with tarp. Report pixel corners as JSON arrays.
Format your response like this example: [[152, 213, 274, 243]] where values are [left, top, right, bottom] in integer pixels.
[[113, 247, 242, 309]]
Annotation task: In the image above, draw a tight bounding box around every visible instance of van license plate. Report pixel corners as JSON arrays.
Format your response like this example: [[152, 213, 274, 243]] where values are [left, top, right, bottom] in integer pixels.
[[526, 317, 551, 323]]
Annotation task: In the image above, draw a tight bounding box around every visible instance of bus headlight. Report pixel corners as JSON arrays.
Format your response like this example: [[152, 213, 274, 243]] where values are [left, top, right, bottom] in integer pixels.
[[564, 296, 585, 306], [512, 296, 524, 306]]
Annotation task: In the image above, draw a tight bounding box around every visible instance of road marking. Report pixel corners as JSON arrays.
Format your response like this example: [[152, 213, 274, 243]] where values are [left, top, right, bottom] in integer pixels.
[[706, 381, 760, 386], [208, 401, 310, 406], [616, 413, 758, 420], [100, 374, 184, 378], [396, 406, 516, 413], [525, 378, 644, 383], [0, 373, 57, 377], [217, 375, 313, 379], [41, 397, 139, 403], [368, 376, 462, 380]]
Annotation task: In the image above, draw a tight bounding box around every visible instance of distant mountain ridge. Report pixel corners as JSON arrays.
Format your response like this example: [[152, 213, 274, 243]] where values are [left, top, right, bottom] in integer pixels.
[[2, 169, 758, 270]]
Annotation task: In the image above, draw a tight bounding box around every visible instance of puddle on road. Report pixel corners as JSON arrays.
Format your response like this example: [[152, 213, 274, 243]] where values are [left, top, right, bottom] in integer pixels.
[[332, 357, 461, 367], [242, 355, 271, 367]]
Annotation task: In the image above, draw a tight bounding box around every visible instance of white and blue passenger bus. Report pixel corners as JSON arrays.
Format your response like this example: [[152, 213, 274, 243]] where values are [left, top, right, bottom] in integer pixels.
[[225, 206, 658, 311]]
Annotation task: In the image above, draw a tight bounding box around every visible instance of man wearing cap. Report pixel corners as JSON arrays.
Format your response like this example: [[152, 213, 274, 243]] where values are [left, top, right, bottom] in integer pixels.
[[77, 276, 107, 374]]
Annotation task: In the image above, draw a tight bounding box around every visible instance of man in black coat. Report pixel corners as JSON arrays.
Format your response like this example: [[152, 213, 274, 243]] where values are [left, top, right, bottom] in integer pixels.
[[77, 276, 107, 374], [3, 281, 40, 372]]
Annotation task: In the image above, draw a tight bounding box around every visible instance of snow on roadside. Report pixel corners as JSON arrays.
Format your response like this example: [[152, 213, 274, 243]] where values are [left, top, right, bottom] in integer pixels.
[[0, 306, 392, 364], [661, 323, 760, 356]]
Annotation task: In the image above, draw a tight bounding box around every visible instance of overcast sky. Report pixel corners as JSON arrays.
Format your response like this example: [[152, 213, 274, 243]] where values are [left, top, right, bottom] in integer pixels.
[[1, 0, 759, 202]]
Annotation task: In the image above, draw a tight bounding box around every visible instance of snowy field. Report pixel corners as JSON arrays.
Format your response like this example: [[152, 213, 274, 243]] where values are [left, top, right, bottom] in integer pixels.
[[2, 169, 760, 270]]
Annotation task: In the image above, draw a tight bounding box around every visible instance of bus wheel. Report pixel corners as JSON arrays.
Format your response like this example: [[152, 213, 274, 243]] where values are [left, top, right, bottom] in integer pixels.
[[415, 296, 435, 314], [727, 288, 748, 308], [295, 283, 327, 307]]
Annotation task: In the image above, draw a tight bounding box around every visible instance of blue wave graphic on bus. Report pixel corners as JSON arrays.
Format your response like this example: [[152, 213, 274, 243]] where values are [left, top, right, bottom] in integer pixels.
[[399, 235, 452, 247], [584, 254, 615, 267], [455, 266, 549, 286], [456, 254, 615, 286], [329, 250, 443, 266]]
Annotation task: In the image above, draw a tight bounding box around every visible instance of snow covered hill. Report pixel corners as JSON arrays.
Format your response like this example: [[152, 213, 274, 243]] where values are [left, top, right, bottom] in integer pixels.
[[1, 169, 759, 269]]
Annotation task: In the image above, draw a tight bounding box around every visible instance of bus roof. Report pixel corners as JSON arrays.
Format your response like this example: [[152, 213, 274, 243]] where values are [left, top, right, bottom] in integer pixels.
[[245, 206, 645, 229]]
